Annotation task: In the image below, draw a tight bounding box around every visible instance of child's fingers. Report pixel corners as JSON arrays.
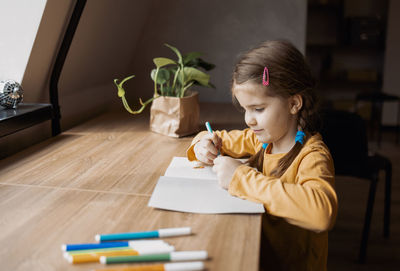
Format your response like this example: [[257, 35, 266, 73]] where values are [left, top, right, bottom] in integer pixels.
[[212, 163, 219, 173], [202, 133, 214, 141], [198, 152, 214, 165], [194, 143, 216, 165], [215, 136, 222, 150], [198, 135, 219, 155], [206, 140, 219, 156], [202, 148, 217, 161], [194, 150, 212, 165], [193, 134, 220, 164], [212, 157, 223, 170], [211, 133, 222, 150]]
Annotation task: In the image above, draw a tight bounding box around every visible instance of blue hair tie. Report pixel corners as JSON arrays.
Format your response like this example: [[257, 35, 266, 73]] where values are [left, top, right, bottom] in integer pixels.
[[262, 143, 268, 149], [295, 131, 306, 145]]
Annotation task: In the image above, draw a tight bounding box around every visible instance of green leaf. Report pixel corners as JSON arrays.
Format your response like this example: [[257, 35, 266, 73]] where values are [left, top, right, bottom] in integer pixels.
[[121, 95, 158, 114], [183, 52, 202, 65], [165, 44, 183, 66], [151, 68, 170, 84], [208, 82, 216, 88], [119, 74, 135, 86], [158, 68, 170, 82], [114, 79, 125, 97], [162, 85, 173, 96], [183, 67, 210, 86], [113, 75, 135, 98], [168, 66, 178, 74], [153, 57, 176, 68], [197, 58, 216, 71], [181, 81, 194, 97], [113, 74, 158, 114], [150, 69, 157, 82]]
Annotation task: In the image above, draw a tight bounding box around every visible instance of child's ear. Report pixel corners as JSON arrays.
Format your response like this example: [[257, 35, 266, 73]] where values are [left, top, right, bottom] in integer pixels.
[[289, 94, 303, 115]]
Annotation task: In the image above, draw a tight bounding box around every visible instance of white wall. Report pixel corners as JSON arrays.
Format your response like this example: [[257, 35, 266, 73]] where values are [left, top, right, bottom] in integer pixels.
[[0, 0, 47, 82], [127, 0, 307, 103], [54, 0, 154, 129], [0, 0, 308, 158], [0, 0, 154, 158]]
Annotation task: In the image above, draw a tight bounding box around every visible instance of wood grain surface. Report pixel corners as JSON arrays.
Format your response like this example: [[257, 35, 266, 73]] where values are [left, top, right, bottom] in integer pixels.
[[0, 104, 260, 271]]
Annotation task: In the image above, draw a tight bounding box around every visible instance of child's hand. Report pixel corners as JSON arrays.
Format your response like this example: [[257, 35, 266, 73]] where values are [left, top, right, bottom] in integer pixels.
[[193, 132, 222, 165], [213, 156, 243, 189]]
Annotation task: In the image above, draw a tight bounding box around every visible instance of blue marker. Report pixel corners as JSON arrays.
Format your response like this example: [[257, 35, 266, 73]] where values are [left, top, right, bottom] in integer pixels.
[[62, 241, 130, 251], [95, 227, 191, 242], [205, 121, 213, 134], [61, 240, 169, 252]]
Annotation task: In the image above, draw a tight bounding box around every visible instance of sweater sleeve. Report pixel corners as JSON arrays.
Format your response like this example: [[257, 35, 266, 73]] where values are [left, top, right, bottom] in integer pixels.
[[228, 149, 338, 232], [186, 128, 260, 161], [187, 131, 208, 161]]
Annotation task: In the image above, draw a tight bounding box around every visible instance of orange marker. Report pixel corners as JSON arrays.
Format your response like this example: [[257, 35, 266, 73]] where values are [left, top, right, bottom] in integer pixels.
[[93, 261, 204, 271]]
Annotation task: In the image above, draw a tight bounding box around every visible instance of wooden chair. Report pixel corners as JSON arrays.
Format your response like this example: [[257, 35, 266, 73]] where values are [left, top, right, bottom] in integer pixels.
[[320, 109, 392, 263]]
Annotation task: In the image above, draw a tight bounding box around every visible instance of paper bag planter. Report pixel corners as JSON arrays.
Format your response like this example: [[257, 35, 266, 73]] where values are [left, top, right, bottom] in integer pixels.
[[114, 44, 214, 137], [150, 90, 199, 137]]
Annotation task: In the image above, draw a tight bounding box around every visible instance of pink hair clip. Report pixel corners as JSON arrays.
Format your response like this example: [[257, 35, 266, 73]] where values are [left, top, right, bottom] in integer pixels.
[[263, 66, 269, 86]]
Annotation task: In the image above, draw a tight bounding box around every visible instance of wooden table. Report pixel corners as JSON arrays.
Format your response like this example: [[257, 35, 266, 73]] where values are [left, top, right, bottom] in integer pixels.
[[0, 104, 261, 270]]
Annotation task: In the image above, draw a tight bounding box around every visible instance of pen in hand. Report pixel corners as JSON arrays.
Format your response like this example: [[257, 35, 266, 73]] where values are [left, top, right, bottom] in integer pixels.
[[205, 121, 220, 155], [205, 121, 213, 134]]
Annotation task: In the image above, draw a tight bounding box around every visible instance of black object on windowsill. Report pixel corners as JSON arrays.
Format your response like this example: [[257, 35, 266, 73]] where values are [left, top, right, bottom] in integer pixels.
[[0, 0, 87, 138]]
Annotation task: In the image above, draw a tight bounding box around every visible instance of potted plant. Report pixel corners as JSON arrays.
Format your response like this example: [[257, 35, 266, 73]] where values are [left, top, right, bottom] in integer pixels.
[[114, 44, 215, 137]]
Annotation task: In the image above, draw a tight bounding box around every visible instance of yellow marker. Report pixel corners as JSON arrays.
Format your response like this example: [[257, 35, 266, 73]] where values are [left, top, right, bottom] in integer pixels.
[[67, 249, 139, 264], [67, 246, 131, 255]]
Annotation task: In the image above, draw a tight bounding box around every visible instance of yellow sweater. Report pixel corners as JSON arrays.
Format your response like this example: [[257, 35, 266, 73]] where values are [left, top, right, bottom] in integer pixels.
[[187, 129, 338, 271]]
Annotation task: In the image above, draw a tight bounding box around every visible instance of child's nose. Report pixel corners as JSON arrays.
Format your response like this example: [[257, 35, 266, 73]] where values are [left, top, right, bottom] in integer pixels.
[[245, 112, 257, 126]]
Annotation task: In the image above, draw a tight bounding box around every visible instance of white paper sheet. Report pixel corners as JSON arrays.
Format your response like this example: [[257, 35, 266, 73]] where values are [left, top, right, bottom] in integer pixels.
[[148, 157, 265, 214], [164, 157, 217, 180]]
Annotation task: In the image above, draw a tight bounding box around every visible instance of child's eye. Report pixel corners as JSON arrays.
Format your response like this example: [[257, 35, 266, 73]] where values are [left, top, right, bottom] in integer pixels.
[[255, 108, 265, 112]]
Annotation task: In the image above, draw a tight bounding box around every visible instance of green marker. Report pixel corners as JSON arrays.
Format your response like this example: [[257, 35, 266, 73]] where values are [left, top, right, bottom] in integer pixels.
[[100, 250, 208, 264]]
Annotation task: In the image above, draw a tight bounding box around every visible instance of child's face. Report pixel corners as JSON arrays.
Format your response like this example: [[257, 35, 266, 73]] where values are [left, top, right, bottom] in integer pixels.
[[232, 82, 298, 145]]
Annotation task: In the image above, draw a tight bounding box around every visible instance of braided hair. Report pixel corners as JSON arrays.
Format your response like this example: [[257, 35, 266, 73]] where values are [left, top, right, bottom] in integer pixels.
[[232, 40, 320, 177]]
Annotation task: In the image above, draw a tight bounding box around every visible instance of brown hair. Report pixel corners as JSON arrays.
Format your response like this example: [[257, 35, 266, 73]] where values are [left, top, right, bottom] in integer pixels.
[[232, 40, 320, 177]]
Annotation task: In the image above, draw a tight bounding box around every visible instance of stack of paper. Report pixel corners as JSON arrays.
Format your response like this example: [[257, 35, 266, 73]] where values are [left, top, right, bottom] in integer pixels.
[[148, 157, 265, 214]]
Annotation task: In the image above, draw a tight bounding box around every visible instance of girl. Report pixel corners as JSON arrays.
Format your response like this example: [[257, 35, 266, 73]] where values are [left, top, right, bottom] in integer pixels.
[[187, 40, 338, 271]]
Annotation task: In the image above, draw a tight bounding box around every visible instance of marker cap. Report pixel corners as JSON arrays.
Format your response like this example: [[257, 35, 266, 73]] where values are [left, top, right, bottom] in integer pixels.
[[159, 227, 191, 238], [99, 256, 107, 264], [164, 261, 205, 271], [128, 240, 168, 248], [170, 251, 208, 261], [135, 246, 175, 255]]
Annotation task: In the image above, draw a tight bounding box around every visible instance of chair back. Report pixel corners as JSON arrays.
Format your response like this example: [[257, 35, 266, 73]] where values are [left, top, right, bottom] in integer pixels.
[[320, 109, 369, 177]]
